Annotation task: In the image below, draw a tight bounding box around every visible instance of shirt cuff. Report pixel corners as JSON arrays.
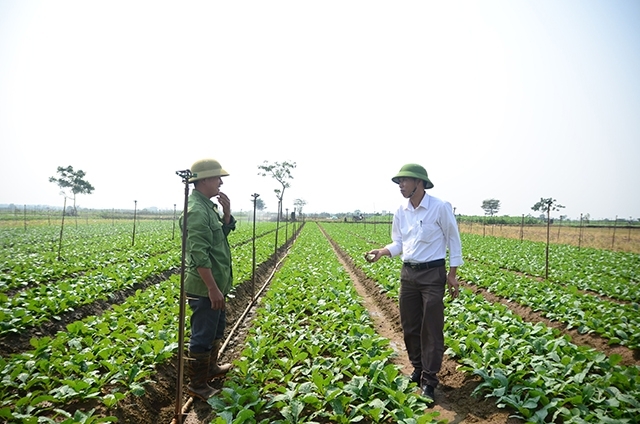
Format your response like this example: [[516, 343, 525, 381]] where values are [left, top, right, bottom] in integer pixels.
[[385, 243, 402, 258], [224, 215, 237, 230], [449, 256, 464, 267]]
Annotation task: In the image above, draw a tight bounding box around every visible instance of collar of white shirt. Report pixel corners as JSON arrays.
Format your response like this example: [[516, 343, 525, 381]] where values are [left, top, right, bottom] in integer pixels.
[[403, 192, 430, 211]]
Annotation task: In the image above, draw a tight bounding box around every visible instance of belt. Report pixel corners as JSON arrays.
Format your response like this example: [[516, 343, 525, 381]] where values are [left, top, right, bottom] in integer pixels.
[[403, 259, 445, 270]]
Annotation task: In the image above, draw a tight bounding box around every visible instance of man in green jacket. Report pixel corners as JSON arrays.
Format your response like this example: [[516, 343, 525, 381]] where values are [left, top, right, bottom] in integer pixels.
[[180, 158, 236, 400]]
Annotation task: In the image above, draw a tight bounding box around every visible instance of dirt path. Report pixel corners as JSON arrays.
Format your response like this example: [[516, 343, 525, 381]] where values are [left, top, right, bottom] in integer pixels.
[[321, 227, 522, 424]]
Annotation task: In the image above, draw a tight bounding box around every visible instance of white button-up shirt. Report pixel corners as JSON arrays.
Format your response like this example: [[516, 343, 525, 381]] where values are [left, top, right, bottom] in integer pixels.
[[385, 193, 463, 267]]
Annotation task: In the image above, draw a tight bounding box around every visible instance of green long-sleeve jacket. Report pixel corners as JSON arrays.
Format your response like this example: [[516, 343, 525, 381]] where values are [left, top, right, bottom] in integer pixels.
[[179, 189, 236, 297]]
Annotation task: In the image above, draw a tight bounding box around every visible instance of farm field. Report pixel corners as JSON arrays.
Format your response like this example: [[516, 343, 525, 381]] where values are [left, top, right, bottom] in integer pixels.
[[0, 219, 292, 423], [1, 219, 639, 423], [458, 222, 640, 254]]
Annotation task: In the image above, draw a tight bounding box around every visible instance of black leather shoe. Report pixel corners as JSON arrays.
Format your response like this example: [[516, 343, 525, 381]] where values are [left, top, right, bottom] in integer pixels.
[[421, 384, 435, 405], [410, 369, 422, 384]]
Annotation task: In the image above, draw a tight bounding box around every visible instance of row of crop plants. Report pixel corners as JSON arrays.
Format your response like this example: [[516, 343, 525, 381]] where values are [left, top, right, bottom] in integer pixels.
[[328, 223, 640, 299], [445, 288, 640, 423], [458, 260, 640, 350], [332, 221, 640, 291], [0, 221, 291, 422], [0, 220, 279, 292], [456, 233, 640, 350], [460, 233, 640, 302], [1, 221, 179, 290], [0, 222, 283, 337], [320, 222, 640, 423], [209, 223, 441, 423], [323, 223, 640, 349], [0, 245, 180, 336], [0, 274, 181, 423]]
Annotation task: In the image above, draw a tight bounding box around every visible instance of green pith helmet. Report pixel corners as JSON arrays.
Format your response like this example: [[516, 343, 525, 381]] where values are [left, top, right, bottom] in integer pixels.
[[392, 163, 434, 189], [189, 159, 229, 183]]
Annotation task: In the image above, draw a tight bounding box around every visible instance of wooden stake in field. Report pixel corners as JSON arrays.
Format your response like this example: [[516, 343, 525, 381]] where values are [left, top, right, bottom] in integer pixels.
[[532, 198, 564, 280]]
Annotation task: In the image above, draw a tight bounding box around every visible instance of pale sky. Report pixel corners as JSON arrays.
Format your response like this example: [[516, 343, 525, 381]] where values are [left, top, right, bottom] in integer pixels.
[[1, 1, 639, 220]]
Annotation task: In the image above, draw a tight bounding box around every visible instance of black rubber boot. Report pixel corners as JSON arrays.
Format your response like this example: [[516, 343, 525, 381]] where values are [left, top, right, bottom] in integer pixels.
[[186, 351, 217, 401], [208, 339, 232, 382]]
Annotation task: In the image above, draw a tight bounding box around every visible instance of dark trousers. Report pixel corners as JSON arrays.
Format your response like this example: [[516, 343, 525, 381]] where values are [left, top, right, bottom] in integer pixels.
[[187, 295, 226, 353], [399, 264, 446, 388]]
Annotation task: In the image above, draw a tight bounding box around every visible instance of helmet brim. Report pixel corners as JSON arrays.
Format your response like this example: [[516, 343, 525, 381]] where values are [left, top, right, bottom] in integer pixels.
[[189, 169, 230, 182], [391, 173, 434, 189]]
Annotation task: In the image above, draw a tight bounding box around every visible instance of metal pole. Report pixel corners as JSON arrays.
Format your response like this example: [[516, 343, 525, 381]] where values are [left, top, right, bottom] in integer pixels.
[[174, 169, 193, 424], [57, 197, 67, 261], [545, 208, 550, 280], [579, 213, 583, 250], [173, 204, 177, 240], [274, 197, 281, 257], [132, 200, 138, 247], [251, 194, 260, 301], [557, 216, 562, 241]]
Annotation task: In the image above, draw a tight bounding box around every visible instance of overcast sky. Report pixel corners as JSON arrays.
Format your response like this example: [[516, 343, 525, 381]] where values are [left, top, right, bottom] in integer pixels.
[[1, 1, 639, 220]]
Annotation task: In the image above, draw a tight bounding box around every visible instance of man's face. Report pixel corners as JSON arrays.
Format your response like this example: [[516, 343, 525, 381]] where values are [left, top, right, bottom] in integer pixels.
[[397, 177, 419, 198], [206, 176, 223, 196]]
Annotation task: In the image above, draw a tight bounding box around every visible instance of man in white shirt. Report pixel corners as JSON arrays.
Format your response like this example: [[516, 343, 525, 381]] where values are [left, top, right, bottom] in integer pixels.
[[365, 163, 462, 405]]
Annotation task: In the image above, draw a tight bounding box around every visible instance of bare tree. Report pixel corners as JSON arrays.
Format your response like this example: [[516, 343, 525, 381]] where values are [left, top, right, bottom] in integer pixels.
[[293, 198, 306, 220], [257, 160, 296, 254], [49, 165, 95, 216], [49, 165, 95, 259], [257, 160, 296, 219], [532, 197, 565, 279]]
